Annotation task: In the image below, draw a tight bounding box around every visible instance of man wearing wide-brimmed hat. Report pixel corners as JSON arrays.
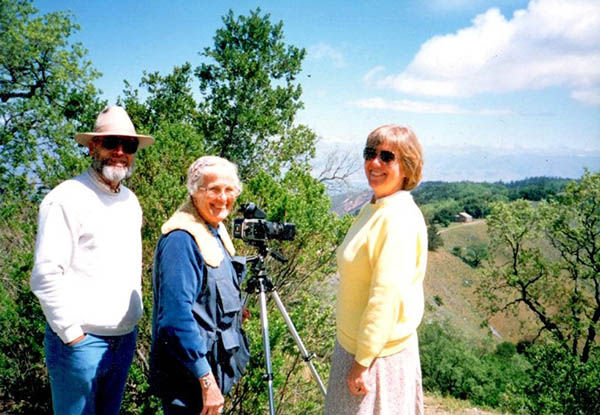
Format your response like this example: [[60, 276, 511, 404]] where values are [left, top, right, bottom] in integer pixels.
[[30, 106, 154, 415]]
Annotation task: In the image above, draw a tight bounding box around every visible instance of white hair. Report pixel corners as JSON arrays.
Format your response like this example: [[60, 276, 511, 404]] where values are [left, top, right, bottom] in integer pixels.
[[186, 155, 242, 196]]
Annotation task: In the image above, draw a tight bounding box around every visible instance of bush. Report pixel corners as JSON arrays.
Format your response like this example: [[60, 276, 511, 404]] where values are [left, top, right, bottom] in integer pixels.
[[519, 344, 600, 415], [0, 199, 52, 414], [451, 243, 488, 268], [419, 321, 530, 409], [428, 223, 444, 251]]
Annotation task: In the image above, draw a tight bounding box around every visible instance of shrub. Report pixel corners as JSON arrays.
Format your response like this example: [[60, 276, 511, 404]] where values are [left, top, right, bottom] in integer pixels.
[[419, 321, 530, 409], [520, 344, 600, 415], [428, 223, 444, 251]]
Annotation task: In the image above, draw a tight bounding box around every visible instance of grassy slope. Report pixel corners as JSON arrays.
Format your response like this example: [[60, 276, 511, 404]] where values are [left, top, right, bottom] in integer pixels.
[[423, 220, 494, 345], [425, 219, 538, 345]]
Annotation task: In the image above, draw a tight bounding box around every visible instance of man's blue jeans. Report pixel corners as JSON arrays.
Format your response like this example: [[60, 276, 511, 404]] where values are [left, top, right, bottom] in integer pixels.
[[44, 325, 137, 415]]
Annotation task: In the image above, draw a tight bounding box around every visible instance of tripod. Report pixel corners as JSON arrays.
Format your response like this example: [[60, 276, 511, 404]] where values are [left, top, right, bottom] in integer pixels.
[[244, 241, 327, 415]]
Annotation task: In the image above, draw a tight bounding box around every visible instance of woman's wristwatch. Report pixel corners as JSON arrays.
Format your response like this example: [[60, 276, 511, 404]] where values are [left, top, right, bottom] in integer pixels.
[[200, 374, 212, 389]]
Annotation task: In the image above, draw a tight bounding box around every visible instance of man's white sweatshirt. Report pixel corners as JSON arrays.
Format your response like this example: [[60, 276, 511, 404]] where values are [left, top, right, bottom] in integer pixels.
[[30, 169, 143, 344]]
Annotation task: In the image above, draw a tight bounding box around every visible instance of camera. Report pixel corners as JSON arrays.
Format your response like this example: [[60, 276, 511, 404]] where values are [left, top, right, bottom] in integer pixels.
[[233, 203, 295, 243]]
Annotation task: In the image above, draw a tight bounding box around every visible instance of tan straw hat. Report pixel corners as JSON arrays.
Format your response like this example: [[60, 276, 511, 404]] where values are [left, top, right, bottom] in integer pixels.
[[75, 106, 154, 149]]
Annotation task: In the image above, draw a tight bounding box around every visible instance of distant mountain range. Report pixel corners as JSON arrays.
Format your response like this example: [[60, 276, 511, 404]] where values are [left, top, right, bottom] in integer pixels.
[[330, 190, 372, 215], [422, 146, 600, 182], [328, 148, 599, 215], [329, 146, 600, 192]]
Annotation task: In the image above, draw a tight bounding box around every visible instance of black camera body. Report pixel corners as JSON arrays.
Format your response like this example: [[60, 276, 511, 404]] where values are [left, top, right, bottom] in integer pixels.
[[233, 203, 295, 243]]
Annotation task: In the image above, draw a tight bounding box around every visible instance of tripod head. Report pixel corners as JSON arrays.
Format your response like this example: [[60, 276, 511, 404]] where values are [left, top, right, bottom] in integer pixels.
[[244, 240, 287, 295], [246, 242, 288, 265]]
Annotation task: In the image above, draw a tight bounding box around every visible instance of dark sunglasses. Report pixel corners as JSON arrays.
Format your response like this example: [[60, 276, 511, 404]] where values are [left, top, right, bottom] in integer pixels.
[[363, 147, 396, 163], [99, 136, 139, 154]]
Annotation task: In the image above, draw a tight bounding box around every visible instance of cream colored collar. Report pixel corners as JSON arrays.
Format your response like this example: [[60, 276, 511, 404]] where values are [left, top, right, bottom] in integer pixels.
[[160, 198, 235, 268]]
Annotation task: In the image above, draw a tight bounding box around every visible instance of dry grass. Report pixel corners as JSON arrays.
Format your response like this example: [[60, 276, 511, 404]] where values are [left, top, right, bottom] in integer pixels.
[[425, 394, 509, 415], [424, 220, 493, 345], [425, 219, 542, 345]]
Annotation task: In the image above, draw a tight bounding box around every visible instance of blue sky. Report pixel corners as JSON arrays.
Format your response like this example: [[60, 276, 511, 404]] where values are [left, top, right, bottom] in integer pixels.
[[35, 0, 599, 182]]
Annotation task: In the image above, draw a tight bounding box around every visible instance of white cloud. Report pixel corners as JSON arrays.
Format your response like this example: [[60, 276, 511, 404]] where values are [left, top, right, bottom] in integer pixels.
[[369, 0, 600, 104], [571, 88, 600, 106], [349, 97, 512, 115], [363, 66, 386, 84], [308, 43, 346, 67], [428, 0, 524, 12]]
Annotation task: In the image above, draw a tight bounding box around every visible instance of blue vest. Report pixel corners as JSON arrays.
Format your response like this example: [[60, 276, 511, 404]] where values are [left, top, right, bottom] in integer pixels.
[[193, 253, 250, 395], [150, 230, 250, 408]]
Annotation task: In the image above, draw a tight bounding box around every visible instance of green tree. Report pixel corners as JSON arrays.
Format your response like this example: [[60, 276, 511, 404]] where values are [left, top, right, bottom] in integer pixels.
[[451, 243, 488, 268], [423, 199, 462, 226], [0, 0, 102, 194], [478, 172, 600, 363], [428, 223, 444, 251], [196, 8, 315, 176], [0, 1, 102, 412], [120, 63, 199, 133], [539, 171, 600, 362], [463, 243, 488, 268]]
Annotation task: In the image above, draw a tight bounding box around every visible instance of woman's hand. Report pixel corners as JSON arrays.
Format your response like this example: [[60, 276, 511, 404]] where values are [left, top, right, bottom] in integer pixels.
[[346, 360, 371, 396], [199, 372, 225, 415], [241, 307, 251, 324]]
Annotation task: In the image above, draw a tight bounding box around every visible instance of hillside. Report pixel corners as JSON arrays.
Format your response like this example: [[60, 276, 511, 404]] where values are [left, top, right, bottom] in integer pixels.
[[423, 220, 494, 344], [426, 219, 539, 345]]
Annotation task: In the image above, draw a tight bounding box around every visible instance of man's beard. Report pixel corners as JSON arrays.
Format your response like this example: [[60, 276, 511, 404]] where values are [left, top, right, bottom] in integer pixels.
[[92, 156, 135, 183]]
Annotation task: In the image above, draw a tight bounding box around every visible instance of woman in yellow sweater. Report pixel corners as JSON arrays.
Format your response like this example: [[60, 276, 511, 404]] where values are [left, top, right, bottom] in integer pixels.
[[325, 125, 427, 415]]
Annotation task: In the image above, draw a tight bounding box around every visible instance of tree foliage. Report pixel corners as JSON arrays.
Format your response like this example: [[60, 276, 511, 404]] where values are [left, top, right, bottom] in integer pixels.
[[478, 171, 600, 363], [413, 178, 569, 226], [427, 223, 444, 251], [120, 63, 199, 132], [520, 343, 600, 415], [0, 0, 103, 194], [452, 243, 488, 268], [505, 176, 571, 201], [196, 9, 315, 177]]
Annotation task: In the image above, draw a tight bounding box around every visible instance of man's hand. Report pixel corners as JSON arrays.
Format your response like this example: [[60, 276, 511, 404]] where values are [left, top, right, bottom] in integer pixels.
[[66, 334, 86, 347], [199, 372, 224, 415], [346, 360, 371, 396]]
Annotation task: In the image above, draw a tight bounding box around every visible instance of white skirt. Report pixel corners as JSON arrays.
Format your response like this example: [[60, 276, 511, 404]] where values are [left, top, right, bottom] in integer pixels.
[[324, 335, 424, 415]]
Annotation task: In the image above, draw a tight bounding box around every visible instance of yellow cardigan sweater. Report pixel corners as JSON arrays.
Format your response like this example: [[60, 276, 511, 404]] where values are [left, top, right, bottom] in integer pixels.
[[335, 190, 428, 367]]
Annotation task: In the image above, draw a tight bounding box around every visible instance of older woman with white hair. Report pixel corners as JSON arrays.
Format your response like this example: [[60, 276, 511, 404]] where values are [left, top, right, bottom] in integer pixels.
[[150, 156, 250, 415]]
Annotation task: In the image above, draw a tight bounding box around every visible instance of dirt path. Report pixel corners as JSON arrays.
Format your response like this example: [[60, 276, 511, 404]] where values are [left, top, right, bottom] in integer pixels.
[[438, 219, 485, 234], [424, 395, 504, 414]]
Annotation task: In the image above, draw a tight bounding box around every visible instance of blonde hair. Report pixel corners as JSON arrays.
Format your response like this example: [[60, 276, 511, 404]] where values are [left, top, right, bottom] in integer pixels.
[[366, 125, 423, 190], [186, 156, 242, 196]]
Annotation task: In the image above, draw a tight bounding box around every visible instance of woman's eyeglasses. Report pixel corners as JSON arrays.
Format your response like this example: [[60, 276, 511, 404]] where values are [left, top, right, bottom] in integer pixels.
[[363, 147, 396, 163], [99, 136, 139, 154], [199, 185, 238, 199]]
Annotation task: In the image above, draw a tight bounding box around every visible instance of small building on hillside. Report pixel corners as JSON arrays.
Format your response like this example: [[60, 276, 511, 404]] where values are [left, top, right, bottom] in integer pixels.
[[455, 212, 473, 223]]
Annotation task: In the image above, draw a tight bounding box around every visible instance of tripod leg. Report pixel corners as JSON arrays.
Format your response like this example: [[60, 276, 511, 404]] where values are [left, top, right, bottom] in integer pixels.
[[270, 290, 328, 396], [257, 283, 276, 415]]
